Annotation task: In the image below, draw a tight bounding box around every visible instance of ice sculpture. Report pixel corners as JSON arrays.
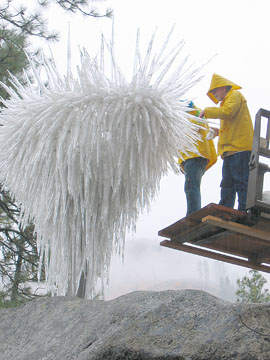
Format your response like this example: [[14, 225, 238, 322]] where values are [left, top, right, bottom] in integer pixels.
[[0, 28, 203, 298]]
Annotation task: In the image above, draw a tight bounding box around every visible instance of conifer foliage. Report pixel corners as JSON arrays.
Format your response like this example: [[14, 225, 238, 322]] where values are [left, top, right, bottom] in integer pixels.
[[236, 270, 270, 303]]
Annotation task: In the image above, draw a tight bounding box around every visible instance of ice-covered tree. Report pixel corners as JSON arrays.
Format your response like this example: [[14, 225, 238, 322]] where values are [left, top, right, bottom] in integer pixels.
[[0, 26, 203, 299]]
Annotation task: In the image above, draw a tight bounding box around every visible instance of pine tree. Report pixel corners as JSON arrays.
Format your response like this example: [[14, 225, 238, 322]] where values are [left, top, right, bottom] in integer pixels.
[[0, 187, 44, 307], [0, 0, 112, 41], [0, 28, 29, 102], [236, 270, 270, 303]]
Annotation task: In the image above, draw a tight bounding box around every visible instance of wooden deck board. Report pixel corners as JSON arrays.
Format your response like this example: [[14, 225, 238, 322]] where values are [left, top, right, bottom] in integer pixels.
[[202, 215, 270, 241], [158, 203, 250, 238]]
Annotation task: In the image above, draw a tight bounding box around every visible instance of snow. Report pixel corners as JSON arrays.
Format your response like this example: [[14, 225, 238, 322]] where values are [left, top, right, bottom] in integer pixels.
[[0, 29, 203, 298]]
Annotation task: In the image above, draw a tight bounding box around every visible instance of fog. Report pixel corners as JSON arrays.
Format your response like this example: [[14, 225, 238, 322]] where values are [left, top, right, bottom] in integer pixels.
[[106, 236, 245, 302]]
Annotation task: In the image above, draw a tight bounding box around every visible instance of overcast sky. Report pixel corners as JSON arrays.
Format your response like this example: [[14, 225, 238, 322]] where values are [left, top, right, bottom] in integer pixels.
[[32, 0, 270, 299]]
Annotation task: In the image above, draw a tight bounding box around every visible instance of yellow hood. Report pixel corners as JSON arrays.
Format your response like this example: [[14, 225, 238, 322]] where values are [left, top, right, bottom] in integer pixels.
[[207, 73, 242, 104]]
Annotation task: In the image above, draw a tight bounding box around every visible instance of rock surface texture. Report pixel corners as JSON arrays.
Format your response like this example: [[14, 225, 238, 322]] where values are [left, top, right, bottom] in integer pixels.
[[1, 289, 270, 359]]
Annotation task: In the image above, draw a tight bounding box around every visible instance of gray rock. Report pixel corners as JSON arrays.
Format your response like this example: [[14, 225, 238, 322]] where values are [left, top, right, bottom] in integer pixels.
[[1, 289, 270, 359]]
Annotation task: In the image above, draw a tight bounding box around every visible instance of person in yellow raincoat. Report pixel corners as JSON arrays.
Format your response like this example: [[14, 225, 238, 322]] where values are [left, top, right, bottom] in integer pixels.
[[179, 101, 217, 216], [199, 73, 254, 211]]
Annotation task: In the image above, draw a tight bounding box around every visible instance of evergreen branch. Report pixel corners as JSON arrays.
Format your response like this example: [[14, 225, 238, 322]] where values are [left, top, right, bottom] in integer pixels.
[[55, 0, 112, 17], [0, 237, 38, 267]]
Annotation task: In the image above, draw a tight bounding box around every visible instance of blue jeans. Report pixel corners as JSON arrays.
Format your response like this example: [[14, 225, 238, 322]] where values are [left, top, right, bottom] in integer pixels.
[[219, 151, 251, 211], [183, 157, 207, 216]]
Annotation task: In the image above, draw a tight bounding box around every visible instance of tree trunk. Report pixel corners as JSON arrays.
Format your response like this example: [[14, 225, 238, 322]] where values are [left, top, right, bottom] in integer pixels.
[[10, 240, 23, 302]]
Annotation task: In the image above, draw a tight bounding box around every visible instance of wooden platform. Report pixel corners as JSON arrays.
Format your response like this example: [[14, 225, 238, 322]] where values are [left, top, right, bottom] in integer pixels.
[[159, 203, 270, 273]]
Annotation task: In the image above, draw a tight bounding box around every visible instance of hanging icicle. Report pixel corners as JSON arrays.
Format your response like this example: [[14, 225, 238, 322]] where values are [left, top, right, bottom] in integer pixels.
[[0, 28, 203, 299]]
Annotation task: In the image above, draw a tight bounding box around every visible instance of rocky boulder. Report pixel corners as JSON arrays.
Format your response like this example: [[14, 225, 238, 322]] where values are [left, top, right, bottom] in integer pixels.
[[1, 289, 270, 359]]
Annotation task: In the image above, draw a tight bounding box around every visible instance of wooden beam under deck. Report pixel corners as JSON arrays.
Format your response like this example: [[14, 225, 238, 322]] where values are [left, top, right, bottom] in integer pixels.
[[160, 240, 270, 273]]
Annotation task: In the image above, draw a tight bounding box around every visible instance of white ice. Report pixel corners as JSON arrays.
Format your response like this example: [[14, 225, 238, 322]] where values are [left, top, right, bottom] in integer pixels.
[[0, 29, 203, 299]]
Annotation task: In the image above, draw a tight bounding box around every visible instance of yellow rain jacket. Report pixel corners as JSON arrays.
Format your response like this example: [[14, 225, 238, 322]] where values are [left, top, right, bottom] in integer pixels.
[[178, 107, 217, 171], [204, 73, 254, 157]]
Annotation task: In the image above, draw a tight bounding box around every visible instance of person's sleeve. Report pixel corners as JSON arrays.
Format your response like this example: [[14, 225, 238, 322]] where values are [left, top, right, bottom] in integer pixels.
[[204, 91, 242, 120]]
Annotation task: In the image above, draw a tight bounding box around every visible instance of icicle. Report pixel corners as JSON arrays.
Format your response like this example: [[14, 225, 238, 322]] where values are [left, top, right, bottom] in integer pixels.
[[0, 27, 203, 299], [67, 22, 72, 80]]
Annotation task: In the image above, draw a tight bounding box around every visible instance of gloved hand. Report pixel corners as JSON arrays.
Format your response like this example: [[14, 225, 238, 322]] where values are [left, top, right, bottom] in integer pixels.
[[206, 128, 215, 140], [206, 127, 219, 140]]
